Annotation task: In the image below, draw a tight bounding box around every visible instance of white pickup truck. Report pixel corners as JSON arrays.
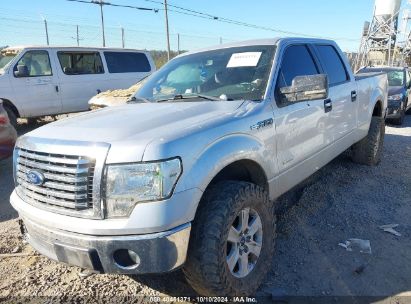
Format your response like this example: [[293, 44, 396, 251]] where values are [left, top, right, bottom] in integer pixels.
[[11, 38, 387, 296]]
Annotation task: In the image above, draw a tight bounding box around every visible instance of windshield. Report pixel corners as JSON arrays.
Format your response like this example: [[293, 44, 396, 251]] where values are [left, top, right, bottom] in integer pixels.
[[134, 45, 276, 102], [0, 49, 20, 71], [387, 71, 404, 87]]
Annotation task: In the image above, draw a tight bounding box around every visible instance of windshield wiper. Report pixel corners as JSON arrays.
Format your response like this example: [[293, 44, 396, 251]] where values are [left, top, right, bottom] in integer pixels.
[[127, 96, 151, 103], [156, 94, 222, 103]]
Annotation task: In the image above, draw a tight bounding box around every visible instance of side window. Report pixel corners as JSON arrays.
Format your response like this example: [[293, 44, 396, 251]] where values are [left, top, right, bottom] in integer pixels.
[[315, 45, 349, 85], [14, 50, 52, 77], [57, 52, 104, 75], [104, 52, 151, 73], [275, 45, 319, 104]]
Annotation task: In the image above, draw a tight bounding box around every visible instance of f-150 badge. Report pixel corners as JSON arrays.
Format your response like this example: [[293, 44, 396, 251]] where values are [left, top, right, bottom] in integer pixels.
[[250, 118, 274, 131]]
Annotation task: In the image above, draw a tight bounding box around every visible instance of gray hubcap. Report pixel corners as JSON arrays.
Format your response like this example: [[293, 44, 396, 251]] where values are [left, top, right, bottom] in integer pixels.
[[226, 207, 263, 278]]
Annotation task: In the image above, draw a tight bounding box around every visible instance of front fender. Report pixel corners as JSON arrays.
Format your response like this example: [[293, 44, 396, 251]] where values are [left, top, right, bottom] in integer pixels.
[[180, 133, 276, 196]]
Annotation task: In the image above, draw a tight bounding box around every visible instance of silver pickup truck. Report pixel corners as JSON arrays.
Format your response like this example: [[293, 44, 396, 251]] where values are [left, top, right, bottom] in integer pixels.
[[11, 38, 387, 296]]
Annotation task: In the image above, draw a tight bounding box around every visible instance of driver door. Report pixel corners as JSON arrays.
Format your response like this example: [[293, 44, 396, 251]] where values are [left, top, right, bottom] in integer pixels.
[[273, 44, 332, 193]]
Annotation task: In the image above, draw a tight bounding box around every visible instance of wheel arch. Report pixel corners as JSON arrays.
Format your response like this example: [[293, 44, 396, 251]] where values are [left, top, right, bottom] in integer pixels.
[[372, 99, 383, 117], [0, 98, 20, 118], [207, 159, 268, 192]]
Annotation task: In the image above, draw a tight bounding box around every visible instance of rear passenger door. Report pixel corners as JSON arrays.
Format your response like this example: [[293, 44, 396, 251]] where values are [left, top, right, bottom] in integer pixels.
[[313, 44, 356, 141], [273, 44, 332, 178], [103, 51, 154, 89], [54, 50, 106, 113]]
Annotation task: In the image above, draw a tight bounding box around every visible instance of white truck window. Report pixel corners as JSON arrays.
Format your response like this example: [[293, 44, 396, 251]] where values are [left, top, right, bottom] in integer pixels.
[[0, 49, 21, 71], [57, 52, 104, 75], [14, 50, 52, 77], [103, 52, 151, 73]]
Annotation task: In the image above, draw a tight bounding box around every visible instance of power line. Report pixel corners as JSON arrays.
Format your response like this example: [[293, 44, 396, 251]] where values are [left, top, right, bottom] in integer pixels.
[[66, 0, 159, 12], [135, 0, 360, 42], [66, 0, 159, 46]]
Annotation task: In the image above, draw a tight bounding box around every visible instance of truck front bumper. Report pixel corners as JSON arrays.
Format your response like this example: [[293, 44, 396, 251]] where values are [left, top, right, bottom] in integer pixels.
[[20, 216, 191, 274], [386, 101, 403, 119], [386, 107, 402, 119]]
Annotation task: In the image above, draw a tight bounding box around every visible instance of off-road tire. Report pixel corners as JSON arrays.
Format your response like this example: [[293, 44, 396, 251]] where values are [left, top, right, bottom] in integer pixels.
[[352, 116, 385, 166], [4, 106, 17, 129], [183, 181, 276, 296]]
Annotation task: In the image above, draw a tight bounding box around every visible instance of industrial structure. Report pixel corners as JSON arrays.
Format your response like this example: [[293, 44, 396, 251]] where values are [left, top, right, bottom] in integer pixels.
[[356, 0, 403, 70]]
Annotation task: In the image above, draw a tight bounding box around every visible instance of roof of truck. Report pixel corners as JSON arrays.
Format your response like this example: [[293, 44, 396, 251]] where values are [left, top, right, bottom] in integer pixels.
[[177, 37, 336, 58]]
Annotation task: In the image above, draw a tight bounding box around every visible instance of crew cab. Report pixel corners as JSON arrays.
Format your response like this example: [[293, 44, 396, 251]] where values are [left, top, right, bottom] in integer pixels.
[[357, 66, 410, 125], [0, 46, 155, 127], [10, 38, 387, 296]]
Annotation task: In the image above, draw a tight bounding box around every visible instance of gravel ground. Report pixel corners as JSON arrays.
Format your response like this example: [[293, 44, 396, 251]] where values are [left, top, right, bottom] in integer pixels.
[[0, 115, 410, 302]]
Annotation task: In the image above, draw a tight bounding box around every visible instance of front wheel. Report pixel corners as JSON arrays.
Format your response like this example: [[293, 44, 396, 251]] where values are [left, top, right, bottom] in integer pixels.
[[183, 181, 276, 296]]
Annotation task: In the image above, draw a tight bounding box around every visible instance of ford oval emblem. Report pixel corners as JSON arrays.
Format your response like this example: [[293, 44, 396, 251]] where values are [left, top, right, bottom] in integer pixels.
[[26, 170, 45, 186]]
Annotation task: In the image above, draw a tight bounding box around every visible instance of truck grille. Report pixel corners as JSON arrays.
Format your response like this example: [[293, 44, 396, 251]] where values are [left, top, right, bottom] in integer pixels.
[[15, 148, 95, 211]]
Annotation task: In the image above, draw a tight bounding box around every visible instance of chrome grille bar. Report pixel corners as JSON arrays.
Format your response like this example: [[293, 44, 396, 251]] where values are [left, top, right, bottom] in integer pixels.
[[17, 157, 90, 174]]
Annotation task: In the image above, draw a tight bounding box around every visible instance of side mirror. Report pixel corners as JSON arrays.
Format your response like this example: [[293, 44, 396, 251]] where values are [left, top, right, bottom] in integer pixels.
[[279, 74, 328, 103], [14, 65, 29, 77]]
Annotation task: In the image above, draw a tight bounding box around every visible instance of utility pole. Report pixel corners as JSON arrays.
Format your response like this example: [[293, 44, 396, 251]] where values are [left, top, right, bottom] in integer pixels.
[[76, 25, 80, 46], [177, 33, 180, 54], [99, 0, 106, 47], [219, 37, 223, 44], [43, 18, 49, 45], [164, 0, 171, 61], [121, 27, 125, 48]]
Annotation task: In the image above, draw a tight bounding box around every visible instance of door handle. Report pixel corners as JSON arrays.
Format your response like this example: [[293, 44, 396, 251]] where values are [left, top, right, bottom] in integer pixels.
[[351, 90, 357, 102], [324, 99, 332, 113]]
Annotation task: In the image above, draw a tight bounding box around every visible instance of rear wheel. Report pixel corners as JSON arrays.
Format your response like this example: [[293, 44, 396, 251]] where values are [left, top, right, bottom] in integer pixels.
[[352, 116, 385, 166], [183, 181, 275, 296]]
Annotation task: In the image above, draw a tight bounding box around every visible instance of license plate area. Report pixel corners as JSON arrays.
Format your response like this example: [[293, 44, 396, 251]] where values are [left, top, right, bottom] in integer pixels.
[[54, 243, 103, 271]]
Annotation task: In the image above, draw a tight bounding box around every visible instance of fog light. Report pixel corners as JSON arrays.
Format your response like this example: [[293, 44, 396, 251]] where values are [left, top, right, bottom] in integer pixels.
[[113, 249, 141, 269]]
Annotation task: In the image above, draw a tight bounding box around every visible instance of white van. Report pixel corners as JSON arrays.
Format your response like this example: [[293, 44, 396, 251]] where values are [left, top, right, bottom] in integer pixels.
[[0, 46, 155, 126]]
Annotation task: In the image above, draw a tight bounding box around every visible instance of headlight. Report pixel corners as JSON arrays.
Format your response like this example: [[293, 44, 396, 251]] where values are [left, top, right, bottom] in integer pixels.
[[105, 158, 182, 218], [388, 94, 403, 101]]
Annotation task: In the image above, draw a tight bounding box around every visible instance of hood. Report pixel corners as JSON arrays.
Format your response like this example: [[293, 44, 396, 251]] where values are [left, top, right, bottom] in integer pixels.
[[388, 86, 404, 96], [24, 100, 244, 161]]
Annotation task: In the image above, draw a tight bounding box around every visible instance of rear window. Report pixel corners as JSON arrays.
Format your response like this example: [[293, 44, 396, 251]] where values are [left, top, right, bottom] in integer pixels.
[[104, 52, 151, 73], [315, 45, 349, 85], [57, 52, 104, 75]]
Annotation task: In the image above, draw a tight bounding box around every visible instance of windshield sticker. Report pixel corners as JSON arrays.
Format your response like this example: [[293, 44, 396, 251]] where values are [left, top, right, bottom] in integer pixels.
[[227, 52, 262, 68]]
